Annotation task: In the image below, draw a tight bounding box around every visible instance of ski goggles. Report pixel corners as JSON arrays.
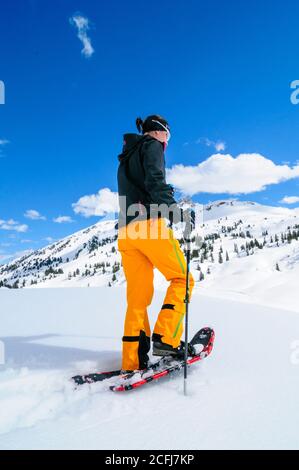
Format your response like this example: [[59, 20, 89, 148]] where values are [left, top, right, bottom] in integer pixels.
[[152, 120, 171, 142]]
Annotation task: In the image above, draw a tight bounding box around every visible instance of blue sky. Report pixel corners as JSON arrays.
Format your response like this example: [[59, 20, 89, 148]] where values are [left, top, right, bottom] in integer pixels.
[[1, 0, 299, 263]]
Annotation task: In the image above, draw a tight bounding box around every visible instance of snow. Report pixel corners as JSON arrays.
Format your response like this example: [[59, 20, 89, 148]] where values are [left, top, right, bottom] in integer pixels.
[[1, 286, 299, 450], [198, 240, 299, 312], [1, 199, 299, 449]]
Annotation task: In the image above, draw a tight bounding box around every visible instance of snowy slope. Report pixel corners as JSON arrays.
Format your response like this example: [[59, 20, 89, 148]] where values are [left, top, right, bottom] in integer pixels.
[[196, 200, 299, 312], [0, 287, 299, 450]]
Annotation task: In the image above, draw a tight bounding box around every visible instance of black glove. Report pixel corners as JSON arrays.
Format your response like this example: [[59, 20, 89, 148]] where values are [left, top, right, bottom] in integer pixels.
[[181, 208, 195, 240], [168, 207, 195, 231], [181, 208, 195, 228]]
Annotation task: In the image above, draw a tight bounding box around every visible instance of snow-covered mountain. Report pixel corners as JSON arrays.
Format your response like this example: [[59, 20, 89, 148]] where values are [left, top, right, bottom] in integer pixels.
[[0, 219, 120, 289], [1, 199, 299, 310]]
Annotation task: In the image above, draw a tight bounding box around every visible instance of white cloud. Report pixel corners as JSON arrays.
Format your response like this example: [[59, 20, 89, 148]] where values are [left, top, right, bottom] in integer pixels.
[[196, 138, 226, 152], [72, 188, 119, 218], [24, 209, 46, 220], [166, 153, 299, 196], [214, 141, 226, 152], [0, 219, 28, 232], [53, 216, 74, 224], [0, 139, 9, 158], [44, 236, 55, 243], [280, 196, 299, 204], [70, 14, 94, 58]]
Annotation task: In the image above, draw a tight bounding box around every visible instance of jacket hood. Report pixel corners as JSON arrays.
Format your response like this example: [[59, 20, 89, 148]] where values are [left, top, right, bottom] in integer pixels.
[[117, 134, 147, 162], [118, 133, 164, 162]]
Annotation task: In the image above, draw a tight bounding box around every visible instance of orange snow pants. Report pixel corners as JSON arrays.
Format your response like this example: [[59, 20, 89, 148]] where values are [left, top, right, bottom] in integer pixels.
[[118, 217, 195, 371]]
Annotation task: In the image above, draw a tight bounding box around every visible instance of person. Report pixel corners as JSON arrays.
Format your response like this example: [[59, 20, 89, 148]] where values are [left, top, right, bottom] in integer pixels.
[[117, 115, 195, 373]]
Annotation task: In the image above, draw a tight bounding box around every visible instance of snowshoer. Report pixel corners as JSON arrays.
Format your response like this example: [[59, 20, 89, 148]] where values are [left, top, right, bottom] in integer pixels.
[[117, 115, 195, 372]]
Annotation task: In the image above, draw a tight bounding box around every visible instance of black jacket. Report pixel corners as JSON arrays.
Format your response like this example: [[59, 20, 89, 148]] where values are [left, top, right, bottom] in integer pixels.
[[117, 133, 179, 227]]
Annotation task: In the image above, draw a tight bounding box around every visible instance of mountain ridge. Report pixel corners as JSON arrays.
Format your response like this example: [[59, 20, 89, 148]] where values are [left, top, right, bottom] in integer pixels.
[[1, 199, 299, 311]]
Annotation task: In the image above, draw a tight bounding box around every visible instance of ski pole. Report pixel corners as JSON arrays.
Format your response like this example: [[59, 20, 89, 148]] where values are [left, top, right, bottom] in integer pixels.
[[183, 232, 191, 396]]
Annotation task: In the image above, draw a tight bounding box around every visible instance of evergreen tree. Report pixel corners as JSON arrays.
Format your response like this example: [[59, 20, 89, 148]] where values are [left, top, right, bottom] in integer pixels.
[[276, 263, 281, 272], [113, 262, 120, 273]]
